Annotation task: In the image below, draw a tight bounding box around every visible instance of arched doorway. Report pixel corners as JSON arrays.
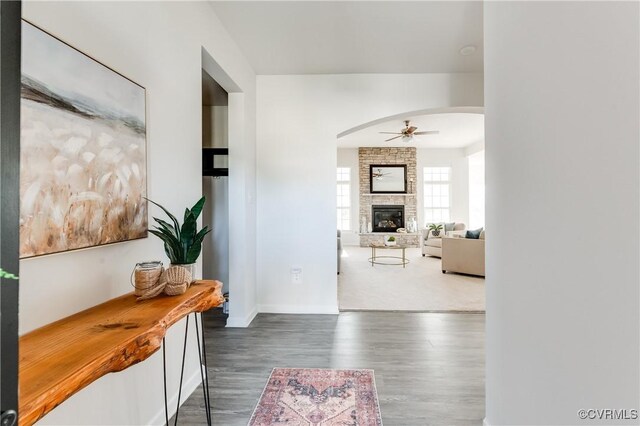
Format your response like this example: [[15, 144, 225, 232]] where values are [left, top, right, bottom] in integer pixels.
[[336, 107, 485, 312]]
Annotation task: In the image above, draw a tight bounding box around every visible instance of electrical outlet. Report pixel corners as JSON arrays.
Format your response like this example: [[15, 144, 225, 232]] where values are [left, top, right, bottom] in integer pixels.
[[290, 266, 303, 284]]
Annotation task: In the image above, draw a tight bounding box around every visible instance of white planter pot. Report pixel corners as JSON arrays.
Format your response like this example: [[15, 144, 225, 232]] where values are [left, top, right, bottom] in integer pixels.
[[170, 263, 196, 283]]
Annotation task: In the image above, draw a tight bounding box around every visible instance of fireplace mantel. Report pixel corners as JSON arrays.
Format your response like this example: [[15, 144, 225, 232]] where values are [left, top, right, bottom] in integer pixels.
[[359, 232, 420, 236], [361, 193, 416, 197]]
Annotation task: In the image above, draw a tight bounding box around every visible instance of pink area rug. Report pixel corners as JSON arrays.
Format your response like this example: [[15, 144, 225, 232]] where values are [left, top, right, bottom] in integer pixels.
[[249, 368, 383, 426]]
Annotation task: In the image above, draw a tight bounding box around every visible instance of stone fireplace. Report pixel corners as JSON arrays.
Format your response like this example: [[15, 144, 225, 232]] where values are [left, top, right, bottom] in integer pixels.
[[359, 147, 419, 247]]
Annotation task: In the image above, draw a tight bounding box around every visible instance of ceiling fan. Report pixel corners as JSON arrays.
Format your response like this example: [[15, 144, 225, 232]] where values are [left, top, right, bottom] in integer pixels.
[[379, 120, 439, 142], [371, 168, 391, 180]]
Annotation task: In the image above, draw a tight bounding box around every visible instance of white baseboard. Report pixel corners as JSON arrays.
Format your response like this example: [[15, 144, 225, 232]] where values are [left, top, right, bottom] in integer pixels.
[[257, 304, 339, 315], [226, 303, 339, 326], [226, 305, 258, 328], [148, 369, 201, 425], [483, 417, 491, 426]]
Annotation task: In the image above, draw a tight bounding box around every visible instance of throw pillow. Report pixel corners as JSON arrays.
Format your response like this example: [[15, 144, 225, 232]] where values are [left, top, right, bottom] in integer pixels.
[[465, 227, 483, 239], [444, 222, 455, 233]]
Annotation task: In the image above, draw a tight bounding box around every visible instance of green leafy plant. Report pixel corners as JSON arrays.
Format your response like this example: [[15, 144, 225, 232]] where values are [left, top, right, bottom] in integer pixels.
[[387, 236, 396, 242], [428, 223, 443, 236], [146, 197, 211, 265], [0, 268, 18, 280]]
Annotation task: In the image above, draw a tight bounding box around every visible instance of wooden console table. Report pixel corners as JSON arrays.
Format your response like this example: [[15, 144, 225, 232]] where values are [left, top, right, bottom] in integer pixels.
[[19, 280, 224, 426]]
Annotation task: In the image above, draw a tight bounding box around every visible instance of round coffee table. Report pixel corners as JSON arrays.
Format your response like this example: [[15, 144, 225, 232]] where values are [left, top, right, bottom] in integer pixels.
[[368, 243, 409, 267]]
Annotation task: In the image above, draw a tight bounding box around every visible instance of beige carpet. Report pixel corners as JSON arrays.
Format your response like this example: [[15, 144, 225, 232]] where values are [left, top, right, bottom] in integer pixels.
[[338, 246, 485, 312]]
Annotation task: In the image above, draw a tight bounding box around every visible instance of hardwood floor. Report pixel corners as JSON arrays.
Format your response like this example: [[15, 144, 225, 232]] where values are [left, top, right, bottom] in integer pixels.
[[176, 310, 485, 425]]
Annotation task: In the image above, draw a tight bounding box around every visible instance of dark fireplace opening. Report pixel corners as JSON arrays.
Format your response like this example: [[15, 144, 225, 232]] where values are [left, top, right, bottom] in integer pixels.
[[372, 205, 404, 232]]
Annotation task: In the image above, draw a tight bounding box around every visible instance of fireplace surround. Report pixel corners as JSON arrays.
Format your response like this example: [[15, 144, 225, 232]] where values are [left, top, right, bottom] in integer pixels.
[[359, 147, 418, 247]]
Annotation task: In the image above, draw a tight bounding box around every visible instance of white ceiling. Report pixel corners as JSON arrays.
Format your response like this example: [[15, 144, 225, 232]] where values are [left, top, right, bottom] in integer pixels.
[[210, 1, 483, 75], [338, 112, 484, 149]]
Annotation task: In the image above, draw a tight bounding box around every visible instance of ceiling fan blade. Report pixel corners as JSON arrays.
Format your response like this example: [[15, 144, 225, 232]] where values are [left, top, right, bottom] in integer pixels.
[[385, 135, 403, 142], [379, 132, 402, 135], [413, 131, 440, 135], [407, 126, 418, 133]]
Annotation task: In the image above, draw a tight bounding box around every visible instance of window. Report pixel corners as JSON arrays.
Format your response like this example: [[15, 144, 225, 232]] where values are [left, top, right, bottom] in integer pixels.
[[423, 167, 451, 224], [337, 167, 351, 231]]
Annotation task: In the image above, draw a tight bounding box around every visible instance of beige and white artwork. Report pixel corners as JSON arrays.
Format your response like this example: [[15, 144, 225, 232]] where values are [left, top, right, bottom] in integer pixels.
[[20, 21, 147, 258]]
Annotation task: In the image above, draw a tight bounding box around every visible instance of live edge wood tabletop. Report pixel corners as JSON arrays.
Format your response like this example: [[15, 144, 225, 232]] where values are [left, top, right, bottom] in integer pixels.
[[18, 280, 224, 426]]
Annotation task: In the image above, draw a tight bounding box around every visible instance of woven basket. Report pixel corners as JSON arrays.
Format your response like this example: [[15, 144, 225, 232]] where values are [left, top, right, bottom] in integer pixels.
[[163, 266, 192, 296], [133, 262, 164, 297]]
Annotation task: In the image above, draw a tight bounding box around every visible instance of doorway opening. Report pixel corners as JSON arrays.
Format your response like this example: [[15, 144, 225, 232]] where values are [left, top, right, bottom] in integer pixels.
[[201, 70, 229, 316], [336, 108, 486, 312]]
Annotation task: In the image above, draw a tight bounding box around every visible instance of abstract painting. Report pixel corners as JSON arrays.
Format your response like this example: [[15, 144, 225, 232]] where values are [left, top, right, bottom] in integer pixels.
[[20, 21, 147, 258]]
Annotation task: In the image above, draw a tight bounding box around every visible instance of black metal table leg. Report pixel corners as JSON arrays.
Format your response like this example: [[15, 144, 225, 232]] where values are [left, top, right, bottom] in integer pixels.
[[162, 313, 212, 426], [194, 313, 212, 425], [162, 339, 169, 426], [199, 312, 213, 425], [173, 316, 190, 425]]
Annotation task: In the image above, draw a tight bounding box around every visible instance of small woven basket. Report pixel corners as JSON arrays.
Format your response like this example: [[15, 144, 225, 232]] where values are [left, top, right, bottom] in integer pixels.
[[163, 266, 192, 296]]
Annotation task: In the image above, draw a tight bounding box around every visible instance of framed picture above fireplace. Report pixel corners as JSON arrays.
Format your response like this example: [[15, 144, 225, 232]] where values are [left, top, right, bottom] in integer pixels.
[[370, 165, 407, 194]]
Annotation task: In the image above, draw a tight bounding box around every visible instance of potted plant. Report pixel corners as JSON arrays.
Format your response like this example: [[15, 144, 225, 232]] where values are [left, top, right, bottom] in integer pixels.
[[428, 223, 443, 237], [385, 235, 397, 246], [0, 268, 18, 280], [146, 197, 210, 281]]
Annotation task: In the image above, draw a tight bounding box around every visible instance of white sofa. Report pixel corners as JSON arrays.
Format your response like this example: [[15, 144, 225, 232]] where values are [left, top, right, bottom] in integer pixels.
[[421, 223, 466, 257], [441, 232, 485, 277]]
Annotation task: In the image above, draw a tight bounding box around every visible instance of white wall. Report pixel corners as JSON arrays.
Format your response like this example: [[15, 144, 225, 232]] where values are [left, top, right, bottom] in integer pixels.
[[202, 105, 228, 150], [202, 102, 230, 294], [416, 148, 469, 228], [225, 91, 258, 327], [257, 73, 483, 313], [336, 148, 359, 245], [485, 2, 639, 425], [20, 2, 256, 424], [468, 150, 485, 230], [202, 176, 230, 293]]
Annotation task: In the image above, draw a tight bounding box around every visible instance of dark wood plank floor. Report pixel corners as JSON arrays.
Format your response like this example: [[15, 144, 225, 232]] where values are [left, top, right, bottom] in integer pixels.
[[176, 311, 485, 425]]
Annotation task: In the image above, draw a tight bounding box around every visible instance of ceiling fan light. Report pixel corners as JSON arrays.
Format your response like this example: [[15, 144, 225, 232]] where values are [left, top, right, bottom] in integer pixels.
[[401, 135, 413, 142]]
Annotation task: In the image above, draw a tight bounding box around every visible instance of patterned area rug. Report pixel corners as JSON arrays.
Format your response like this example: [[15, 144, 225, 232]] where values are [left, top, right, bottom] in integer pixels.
[[249, 368, 383, 426]]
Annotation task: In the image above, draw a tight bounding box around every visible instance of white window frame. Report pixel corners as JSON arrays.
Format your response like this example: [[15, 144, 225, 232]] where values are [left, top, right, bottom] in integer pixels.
[[423, 166, 452, 225], [337, 167, 351, 231]]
